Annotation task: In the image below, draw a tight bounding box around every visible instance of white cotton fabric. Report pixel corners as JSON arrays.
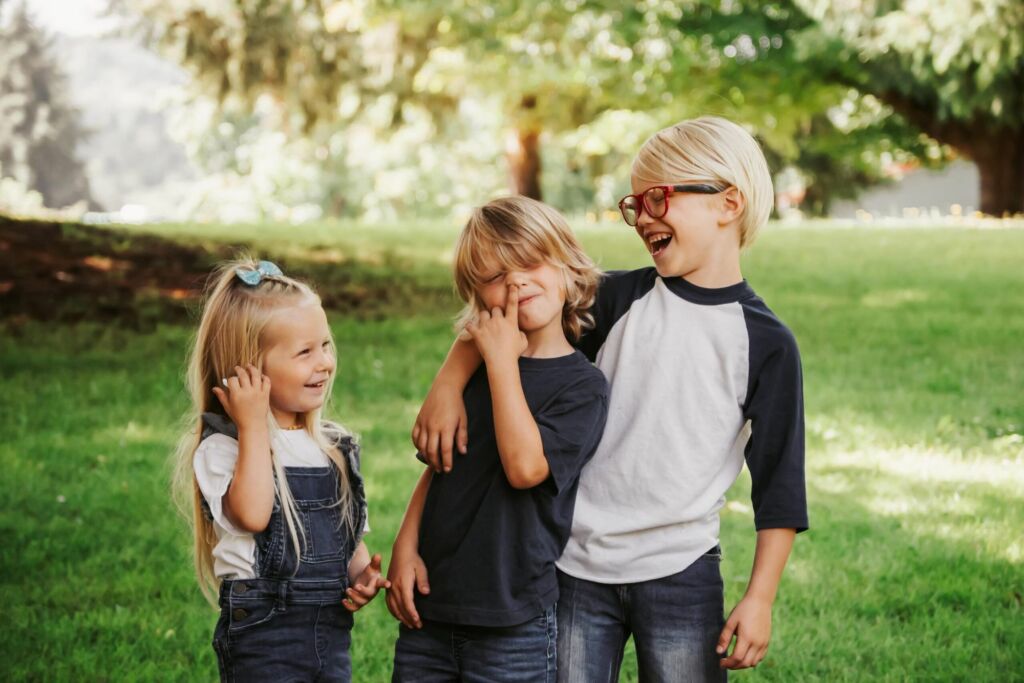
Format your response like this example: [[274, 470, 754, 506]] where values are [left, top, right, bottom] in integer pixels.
[[194, 429, 332, 579], [557, 279, 751, 583]]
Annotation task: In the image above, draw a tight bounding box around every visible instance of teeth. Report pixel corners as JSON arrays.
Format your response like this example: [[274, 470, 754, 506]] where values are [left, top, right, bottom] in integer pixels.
[[647, 233, 671, 253]]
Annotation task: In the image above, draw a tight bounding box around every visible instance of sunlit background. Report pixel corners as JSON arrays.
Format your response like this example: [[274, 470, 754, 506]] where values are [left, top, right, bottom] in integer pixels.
[[4, 0, 1022, 225], [1, 1, 1021, 681]]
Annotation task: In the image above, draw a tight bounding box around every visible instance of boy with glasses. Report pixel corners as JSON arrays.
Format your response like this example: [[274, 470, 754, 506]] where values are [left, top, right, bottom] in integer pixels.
[[414, 116, 808, 681]]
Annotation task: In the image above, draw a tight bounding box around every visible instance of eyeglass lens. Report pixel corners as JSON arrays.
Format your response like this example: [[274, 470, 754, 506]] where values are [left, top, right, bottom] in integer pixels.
[[644, 187, 668, 218]]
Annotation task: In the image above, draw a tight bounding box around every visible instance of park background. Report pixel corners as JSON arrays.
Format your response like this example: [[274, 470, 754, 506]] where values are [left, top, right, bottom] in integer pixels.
[[1, 0, 1022, 680]]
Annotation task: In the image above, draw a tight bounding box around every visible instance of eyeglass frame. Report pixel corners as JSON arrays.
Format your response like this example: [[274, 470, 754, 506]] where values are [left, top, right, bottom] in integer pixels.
[[617, 184, 727, 227]]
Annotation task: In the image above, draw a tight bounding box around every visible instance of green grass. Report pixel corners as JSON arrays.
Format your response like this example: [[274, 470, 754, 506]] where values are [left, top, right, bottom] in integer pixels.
[[2, 221, 1023, 681]]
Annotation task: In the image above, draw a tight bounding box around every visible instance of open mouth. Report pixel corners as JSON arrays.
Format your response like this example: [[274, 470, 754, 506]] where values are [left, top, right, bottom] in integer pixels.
[[646, 233, 673, 257], [304, 380, 326, 390]]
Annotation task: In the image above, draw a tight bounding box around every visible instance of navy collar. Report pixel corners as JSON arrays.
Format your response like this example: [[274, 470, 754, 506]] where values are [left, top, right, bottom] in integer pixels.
[[660, 275, 754, 305]]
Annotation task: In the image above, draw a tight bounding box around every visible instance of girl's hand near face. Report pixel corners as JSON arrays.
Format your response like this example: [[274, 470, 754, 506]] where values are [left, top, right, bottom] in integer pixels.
[[212, 365, 275, 533], [463, 285, 528, 366], [211, 364, 271, 430]]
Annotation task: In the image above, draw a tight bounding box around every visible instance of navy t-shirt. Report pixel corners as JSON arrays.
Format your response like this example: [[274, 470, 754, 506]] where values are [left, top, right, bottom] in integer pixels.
[[415, 350, 609, 627]]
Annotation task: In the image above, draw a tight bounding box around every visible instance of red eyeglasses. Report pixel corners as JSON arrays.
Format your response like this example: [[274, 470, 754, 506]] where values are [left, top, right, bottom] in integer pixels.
[[618, 184, 726, 227]]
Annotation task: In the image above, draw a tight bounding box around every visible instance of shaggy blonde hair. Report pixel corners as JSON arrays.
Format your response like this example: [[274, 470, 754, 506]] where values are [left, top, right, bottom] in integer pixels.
[[632, 116, 774, 247], [172, 256, 353, 604], [453, 196, 599, 342]]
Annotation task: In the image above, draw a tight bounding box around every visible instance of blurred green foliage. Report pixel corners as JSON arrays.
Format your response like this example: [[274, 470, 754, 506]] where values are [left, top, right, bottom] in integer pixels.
[[117, 0, 1022, 217]]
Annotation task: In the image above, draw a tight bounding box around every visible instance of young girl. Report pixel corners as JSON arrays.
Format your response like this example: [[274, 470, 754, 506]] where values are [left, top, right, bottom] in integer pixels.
[[386, 197, 609, 682], [173, 257, 389, 683]]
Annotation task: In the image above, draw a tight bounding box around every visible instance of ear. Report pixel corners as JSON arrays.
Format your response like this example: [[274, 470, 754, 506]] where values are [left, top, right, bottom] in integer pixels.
[[717, 186, 745, 227]]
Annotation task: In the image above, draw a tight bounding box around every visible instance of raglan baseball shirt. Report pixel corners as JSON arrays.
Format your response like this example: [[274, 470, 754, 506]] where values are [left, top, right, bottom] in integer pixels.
[[556, 268, 808, 583]]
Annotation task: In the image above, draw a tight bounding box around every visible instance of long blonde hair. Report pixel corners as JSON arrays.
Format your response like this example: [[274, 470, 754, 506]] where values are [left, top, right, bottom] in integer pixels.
[[453, 196, 600, 342], [172, 256, 354, 604]]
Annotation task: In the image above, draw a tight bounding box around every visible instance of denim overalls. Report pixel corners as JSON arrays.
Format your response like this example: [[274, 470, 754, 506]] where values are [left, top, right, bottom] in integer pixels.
[[200, 413, 367, 683]]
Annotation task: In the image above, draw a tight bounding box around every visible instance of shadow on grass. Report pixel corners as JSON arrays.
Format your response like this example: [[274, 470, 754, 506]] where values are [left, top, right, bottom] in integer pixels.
[[718, 444, 1024, 681], [1, 216, 459, 330]]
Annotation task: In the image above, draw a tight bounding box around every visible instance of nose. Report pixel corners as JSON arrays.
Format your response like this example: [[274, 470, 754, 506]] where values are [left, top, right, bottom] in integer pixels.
[[316, 347, 335, 373], [504, 270, 528, 287], [635, 206, 655, 233]]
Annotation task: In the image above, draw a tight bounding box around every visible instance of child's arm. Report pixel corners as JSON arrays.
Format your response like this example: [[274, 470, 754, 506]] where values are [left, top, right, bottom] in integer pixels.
[[720, 318, 807, 668], [211, 365, 275, 532], [386, 469, 433, 628], [343, 542, 391, 612], [717, 527, 796, 669], [463, 286, 549, 488], [412, 338, 481, 473]]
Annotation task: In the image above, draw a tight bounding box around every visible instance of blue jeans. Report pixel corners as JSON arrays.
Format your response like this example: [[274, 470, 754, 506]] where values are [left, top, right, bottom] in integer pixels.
[[213, 578, 353, 682], [392, 606, 557, 682], [556, 549, 726, 683]]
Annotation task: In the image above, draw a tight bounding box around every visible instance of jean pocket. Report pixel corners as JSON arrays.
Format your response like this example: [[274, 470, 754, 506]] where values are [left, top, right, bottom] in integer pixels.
[[226, 598, 277, 634], [298, 498, 346, 563], [701, 545, 723, 561]]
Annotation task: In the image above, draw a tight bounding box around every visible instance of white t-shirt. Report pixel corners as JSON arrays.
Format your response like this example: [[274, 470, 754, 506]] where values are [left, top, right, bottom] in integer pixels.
[[194, 429, 350, 580]]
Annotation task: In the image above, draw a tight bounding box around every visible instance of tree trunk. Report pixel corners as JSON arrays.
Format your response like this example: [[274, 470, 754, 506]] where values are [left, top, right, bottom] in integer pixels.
[[872, 89, 1024, 217], [967, 131, 1024, 216], [506, 95, 542, 200]]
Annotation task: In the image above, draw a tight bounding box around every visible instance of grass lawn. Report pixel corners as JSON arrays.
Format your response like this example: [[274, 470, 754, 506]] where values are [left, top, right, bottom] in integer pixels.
[[1, 220, 1022, 681]]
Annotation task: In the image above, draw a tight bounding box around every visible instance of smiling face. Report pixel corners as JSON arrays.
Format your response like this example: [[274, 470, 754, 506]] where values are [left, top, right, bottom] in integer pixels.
[[631, 176, 736, 280], [475, 252, 567, 339], [260, 298, 336, 428]]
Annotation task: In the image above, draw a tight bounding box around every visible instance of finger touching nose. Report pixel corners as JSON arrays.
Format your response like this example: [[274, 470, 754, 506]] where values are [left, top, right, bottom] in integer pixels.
[[505, 271, 528, 287]]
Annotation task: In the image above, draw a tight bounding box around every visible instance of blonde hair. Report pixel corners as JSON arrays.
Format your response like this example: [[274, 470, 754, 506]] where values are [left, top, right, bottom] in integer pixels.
[[172, 255, 354, 604], [632, 116, 774, 247], [453, 196, 599, 342]]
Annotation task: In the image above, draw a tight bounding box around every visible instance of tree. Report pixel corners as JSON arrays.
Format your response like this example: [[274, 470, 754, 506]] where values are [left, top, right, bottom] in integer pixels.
[[785, 0, 1023, 215], [119, 0, 672, 202], [120, 0, 1020, 215], [624, 0, 1019, 214], [0, 2, 97, 210]]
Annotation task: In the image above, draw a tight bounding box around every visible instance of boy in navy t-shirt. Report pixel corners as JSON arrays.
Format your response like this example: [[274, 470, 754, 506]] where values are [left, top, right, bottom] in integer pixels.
[[387, 196, 609, 682]]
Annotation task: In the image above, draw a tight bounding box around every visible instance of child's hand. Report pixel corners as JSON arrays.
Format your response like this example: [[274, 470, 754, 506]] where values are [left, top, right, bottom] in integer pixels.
[[343, 553, 391, 613], [463, 284, 528, 366], [717, 594, 773, 669], [385, 544, 431, 628], [211, 365, 271, 430], [412, 384, 468, 474]]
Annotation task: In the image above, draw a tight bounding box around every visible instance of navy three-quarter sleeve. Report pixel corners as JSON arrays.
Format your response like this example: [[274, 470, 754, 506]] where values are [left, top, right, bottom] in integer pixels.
[[741, 298, 809, 532]]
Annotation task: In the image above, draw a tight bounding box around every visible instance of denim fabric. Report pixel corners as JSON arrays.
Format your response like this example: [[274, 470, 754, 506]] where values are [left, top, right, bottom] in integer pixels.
[[252, 465, 362, 580], [556, 549, 726, 683], [392, 606, 558, 683], [199, 413, 367, 544], [213, 464, 360, 683], [213, 578, 353, 682]]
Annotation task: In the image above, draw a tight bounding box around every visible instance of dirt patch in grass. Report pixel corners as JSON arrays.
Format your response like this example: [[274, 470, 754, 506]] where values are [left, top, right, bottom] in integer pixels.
[[0, 216, 453, 329]]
